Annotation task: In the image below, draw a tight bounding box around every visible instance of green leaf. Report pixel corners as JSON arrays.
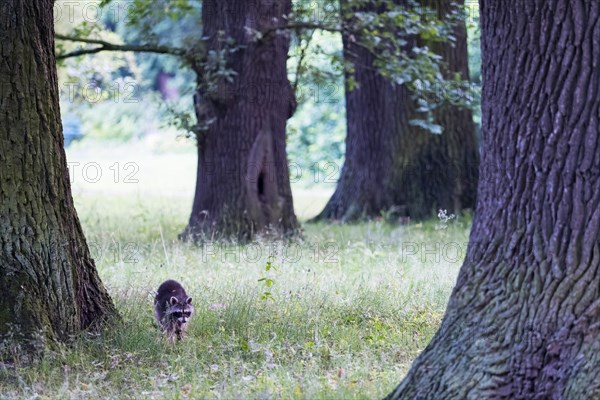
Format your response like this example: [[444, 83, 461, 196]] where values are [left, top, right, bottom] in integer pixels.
[[239, 338, 250, 352]]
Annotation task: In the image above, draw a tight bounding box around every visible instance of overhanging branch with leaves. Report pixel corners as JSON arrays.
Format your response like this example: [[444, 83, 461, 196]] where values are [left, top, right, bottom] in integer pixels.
[[55, 34, 188, 60]]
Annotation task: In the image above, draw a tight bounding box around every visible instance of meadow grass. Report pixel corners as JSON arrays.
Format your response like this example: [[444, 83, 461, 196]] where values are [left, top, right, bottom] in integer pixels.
[[0, 145, 471, 399]]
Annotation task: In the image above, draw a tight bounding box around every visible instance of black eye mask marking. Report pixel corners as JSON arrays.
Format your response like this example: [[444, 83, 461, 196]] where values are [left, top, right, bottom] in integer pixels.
[[172, 311, 192, 319]]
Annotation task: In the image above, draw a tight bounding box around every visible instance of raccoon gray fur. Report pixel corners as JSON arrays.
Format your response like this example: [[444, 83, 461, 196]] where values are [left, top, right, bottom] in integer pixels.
[[154, 280, 193, 341]]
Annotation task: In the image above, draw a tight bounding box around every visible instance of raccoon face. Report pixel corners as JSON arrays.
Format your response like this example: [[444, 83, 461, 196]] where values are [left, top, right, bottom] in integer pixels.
[[167, 296, 193, 325]]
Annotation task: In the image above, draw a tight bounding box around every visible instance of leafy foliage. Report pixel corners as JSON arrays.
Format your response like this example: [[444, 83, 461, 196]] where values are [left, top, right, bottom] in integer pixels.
[[55, 0, 482, 170], [341, 0, 478, 134]]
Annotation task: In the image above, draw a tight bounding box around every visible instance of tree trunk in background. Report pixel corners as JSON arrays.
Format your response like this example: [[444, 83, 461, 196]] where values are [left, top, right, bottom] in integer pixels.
[[0, 0, 116, 343], [387, 0, 600, 397], [182, 0, 299, 242], [316, 0, 478, 222]]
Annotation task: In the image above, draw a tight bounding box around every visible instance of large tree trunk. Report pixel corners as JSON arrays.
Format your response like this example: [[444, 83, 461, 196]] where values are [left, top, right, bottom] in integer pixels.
[[316, 0, 478, 222], [0, 0, 116, 343], [181, 0, 299, 242], [387, 0, 600, 398]]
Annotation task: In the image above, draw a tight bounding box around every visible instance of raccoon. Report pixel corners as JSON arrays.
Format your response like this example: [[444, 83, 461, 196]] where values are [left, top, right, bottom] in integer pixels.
[[154, 280, 193, 341]]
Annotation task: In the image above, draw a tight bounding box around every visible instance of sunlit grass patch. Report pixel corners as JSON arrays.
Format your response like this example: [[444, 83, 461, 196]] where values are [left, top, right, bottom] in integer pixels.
[[1, 147, 471, 398]]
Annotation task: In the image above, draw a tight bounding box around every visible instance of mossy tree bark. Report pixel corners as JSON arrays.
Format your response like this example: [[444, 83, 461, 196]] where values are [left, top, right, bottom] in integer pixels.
[[316, 0, 478, 222], [386, 0, 600, 398], [181, 0, 299, 242], [0, 0, 116, 343]]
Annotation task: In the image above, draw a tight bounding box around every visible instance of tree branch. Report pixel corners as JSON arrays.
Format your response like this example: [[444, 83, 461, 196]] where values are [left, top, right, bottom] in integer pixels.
[[282, 22, 342, 33], [260, 22, 342, 41], [56, 34, 187, 60], [292, 29, 315, 94]]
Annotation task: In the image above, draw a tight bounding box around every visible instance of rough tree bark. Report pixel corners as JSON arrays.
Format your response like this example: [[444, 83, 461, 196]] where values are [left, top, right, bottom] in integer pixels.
[[0, 0, 116, 342], [181, 0, 299, 241], [316, 0, 478, 222], [387, 0, 600, 398]]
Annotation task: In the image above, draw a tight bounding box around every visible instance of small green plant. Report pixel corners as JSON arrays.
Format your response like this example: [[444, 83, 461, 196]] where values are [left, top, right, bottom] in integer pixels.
[[258, 255, 277, 301]]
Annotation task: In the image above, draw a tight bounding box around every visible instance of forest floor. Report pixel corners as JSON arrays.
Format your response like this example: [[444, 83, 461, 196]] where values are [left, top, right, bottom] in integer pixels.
[[0, 144, 471, 399]]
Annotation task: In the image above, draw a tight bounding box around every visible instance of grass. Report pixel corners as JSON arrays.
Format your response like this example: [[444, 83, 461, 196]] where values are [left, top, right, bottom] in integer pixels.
[[0, 144, 471, 399]]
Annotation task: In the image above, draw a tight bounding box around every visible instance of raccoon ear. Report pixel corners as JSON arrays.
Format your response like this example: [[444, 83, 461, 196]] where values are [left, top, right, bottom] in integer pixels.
[[186, 297, 193, 305], [170, 296, 178, 306]]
